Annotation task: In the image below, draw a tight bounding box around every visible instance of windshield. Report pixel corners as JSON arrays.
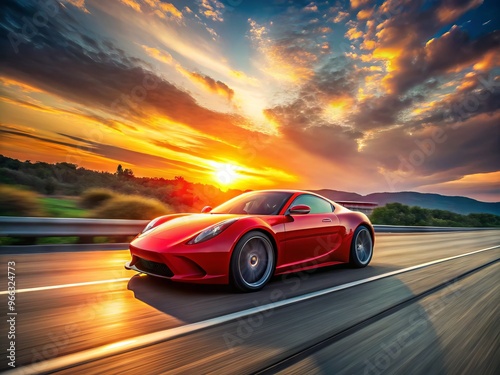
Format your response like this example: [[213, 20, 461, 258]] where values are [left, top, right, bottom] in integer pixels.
[[211, 191, 293, 215]]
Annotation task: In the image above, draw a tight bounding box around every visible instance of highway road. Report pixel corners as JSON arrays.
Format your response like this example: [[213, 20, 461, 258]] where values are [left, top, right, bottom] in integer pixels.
[[1, 230, 499, 374]]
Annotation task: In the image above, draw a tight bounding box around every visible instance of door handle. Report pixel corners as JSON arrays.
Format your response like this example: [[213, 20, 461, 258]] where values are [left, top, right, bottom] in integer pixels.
[[322, 218, 332, 222]]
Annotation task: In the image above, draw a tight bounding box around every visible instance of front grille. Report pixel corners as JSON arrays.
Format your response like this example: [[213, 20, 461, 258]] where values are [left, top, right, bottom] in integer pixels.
[[135, 257, 174, 278]]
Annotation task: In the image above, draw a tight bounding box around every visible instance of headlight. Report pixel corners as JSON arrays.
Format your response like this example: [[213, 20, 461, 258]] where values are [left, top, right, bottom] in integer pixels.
[[142, 217, 161, 233], [188, 219, 238, 244]]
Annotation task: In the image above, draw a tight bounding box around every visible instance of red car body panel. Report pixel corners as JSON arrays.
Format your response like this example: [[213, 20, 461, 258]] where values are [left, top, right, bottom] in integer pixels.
[[126, 190, 374, 285]]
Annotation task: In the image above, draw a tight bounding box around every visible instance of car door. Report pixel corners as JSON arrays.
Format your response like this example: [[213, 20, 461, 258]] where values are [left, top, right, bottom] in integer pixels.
[[282, 194, 342, 267]]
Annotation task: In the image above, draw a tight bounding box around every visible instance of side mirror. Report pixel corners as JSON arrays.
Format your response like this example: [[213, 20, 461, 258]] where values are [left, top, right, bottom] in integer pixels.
[[289, 204, 311, 215], [201, 206, 213, 213]]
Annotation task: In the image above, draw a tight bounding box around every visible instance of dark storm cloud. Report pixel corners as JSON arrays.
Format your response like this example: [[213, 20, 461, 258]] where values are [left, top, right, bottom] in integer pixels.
[[406, 73, 500, 128], [352, 95, 415, 130], [305, 57, 358, 99], [363, 114, 500, 186], [385, 27, 500, 96]]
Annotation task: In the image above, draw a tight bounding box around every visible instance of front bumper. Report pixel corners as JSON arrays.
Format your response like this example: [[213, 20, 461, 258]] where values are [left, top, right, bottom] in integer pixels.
[[125, 257, 174, 279], [124, 247, 230, 284]]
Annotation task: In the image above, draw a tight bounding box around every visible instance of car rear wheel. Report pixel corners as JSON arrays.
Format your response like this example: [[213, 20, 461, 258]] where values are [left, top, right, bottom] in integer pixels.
[[230, 231, 275, 292], [350, 225, 373, 268]]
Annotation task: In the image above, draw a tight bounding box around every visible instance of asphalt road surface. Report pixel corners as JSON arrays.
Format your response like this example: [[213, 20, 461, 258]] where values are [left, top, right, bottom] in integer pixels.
[[1, 230, 499, 374]]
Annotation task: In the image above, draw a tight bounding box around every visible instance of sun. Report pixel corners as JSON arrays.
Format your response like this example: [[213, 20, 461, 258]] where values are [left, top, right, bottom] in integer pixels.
[[213, 162, 239, 186]]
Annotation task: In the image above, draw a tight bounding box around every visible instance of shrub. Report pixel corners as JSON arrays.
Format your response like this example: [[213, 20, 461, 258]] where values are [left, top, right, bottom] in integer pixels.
[[88, 195, 172, 220], [0, 185, 42, 216], [80, 188, 117, 209]]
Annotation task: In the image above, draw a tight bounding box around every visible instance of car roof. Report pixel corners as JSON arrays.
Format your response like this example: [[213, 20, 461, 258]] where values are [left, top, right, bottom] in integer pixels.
[[243, 189, 313, 194]]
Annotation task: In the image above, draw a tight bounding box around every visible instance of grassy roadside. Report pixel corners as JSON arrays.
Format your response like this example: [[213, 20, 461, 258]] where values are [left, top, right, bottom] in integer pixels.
[[1, 196, 100, 245], [39, 196, 87, 218]]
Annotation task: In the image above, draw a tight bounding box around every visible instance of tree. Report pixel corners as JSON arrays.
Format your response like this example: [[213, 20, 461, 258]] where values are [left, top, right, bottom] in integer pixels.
[[116, 164, 124, 176], [123, 168, 134, 178]]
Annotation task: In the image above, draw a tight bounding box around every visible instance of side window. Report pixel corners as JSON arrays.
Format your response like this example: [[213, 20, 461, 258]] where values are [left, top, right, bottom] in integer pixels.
[[290, 194, 333, 214]]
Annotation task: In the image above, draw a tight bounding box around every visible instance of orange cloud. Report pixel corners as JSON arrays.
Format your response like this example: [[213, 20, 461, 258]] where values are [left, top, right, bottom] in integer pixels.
[[420, 171, 500, 202], [119, 0, 141, 12], [0, 77, 43, 93], [350, 0, 370, 9], [199, 0, 224, 22], [159, 3, 182, 18], [65, 0, 89, 13], [436, 0, 483, 23], [346, 27, 363, 40], [473, 49, 500, 72], [361, 39, 377, 50], [178, 68, 234, 101], [229, 70, 259, 86], [357, 9, 373, 20], [141, 45, 174, 64], [332, 11, 349, 23], [145, 1, 183, 19]]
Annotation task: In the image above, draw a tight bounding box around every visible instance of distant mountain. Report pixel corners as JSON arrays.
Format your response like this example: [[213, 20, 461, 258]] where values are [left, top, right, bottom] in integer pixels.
[[310, 189, 500, 216]]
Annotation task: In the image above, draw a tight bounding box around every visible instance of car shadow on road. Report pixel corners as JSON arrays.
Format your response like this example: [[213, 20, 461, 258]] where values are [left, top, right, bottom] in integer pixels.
[[126, 262, 402, 323]]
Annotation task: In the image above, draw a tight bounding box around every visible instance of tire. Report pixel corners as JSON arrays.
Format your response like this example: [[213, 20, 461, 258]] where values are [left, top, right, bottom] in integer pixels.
[[350, 225, 373, 268], [230, 231, 275, 292]]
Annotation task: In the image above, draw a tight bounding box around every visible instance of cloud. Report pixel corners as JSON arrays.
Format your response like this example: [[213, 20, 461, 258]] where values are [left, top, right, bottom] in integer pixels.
[[63, 0, 89, 13], [419, 171, 500, 201], [363, 113, 500, 189], [141, 45, 174, 64], [59, 133, 211, 172], [144, 0, 183, 19], [199, 0, 224, 22], [303, 2, 318, 12], [1, 0, 498, 199], [0, 1, 251, 144], [119, 0, 141, 13], [248, 8, 335, 82], [350, 0, 370, 9], [182, 70, 235, 101], [436, 0, 483, 23], [383, 26, 500, 95], [357, 9, 373, 20], [408, 72, 500, 126], [332, 11, 349, 23]]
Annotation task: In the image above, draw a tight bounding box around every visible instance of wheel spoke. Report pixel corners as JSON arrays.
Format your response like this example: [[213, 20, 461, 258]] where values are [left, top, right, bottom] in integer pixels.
[[237, 236, 274, 288], [355, 229, 372, 264]]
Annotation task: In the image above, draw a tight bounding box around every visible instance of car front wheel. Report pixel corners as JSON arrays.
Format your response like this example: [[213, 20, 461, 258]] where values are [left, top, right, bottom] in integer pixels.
[[230, 231, 275, 292], [350, 225, 373, 268]]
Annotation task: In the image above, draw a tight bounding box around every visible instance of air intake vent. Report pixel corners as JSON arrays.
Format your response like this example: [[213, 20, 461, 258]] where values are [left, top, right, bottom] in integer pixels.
[[136, 257, 174, 278]]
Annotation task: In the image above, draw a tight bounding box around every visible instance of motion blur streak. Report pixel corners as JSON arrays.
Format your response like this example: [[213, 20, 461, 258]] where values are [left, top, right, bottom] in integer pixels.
[[0, 278, 131, 295], [5, 243, 499, 375]]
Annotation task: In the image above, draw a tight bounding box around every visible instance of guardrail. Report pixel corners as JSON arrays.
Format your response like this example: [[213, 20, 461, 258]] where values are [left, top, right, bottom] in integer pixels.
[[0, 216, 497, 239], [0, 217, 149, 237], [372, 225, 497, 233]]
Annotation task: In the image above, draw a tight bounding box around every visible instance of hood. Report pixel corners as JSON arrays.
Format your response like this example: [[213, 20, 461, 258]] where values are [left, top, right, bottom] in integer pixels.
[[139, 213, 241, 241]]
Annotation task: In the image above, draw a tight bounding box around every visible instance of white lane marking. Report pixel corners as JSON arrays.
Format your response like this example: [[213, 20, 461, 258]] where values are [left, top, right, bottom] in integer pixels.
[[4, 244, 499, 375], [0, 278, 131, 295]]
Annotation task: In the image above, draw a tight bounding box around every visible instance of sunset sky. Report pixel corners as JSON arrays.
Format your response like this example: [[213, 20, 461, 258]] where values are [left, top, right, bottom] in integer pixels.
[[0, 0, 499, 201]]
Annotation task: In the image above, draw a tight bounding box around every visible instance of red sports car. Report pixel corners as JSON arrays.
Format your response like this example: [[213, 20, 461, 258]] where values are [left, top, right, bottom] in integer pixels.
[[125, 190, 374, 292]]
